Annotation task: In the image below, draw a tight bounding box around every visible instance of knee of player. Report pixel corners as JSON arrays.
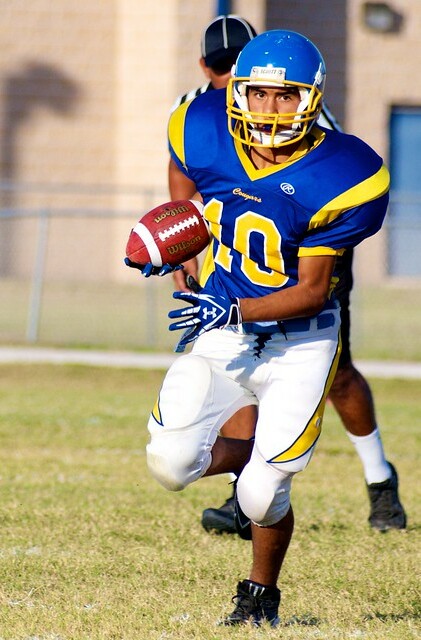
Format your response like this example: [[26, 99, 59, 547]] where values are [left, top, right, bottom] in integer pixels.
[[237, 461, 293, 526], [146, 430, 213, 491], [146, 440, 211, 492], [146, 447, 185, 491]]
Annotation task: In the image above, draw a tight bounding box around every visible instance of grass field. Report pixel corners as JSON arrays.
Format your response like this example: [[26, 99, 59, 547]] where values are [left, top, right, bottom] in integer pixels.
[[0, 364, 420, 639]]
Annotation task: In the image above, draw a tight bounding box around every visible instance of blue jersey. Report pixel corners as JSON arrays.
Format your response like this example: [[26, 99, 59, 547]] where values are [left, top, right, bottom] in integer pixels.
[[168, 89, 389, 302]]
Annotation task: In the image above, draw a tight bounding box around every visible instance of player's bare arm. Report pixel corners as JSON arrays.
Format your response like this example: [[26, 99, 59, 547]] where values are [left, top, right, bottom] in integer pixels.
[[168, 158, 198, 200], [240, 255, 336, 322]]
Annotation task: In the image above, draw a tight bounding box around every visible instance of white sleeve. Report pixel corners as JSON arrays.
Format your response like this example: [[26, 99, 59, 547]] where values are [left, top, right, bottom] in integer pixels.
[[170, 83, 211, 114], [317, 103, 343, 132]]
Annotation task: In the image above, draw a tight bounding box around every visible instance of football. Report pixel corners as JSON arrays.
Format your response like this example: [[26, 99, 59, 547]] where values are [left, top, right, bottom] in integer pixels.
[[126, 199, 211, 268]]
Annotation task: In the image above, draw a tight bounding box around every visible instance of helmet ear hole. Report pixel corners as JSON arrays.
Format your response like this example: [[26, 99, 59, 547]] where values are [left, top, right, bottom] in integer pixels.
[[227, 30, 326, 148]]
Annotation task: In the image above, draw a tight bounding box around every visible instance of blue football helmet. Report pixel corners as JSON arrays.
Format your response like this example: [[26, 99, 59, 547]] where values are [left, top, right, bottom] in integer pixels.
[[227, 30, 326, 147]]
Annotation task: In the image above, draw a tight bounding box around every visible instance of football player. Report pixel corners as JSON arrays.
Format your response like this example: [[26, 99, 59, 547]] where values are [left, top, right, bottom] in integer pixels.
[[127, 31, 396, 625], [168, 16, 406, 538]]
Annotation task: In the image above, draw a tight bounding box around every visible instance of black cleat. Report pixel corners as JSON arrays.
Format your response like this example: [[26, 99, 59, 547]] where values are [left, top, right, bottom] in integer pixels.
[[367, 462, 407, 531], [219, 580, 280, 627], [201, 492, 237, 534], [201, 481, 253, 539], [234, 488, 252, 540]]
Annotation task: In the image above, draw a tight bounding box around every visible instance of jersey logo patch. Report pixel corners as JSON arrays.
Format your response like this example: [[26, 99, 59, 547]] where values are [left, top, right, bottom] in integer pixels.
[[280, 182, 295, 195]]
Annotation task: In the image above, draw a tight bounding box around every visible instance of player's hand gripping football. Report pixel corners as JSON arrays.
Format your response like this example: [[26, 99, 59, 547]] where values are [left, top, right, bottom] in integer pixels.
[[124, 257, 182, 277], [168, 288, 242, 352]]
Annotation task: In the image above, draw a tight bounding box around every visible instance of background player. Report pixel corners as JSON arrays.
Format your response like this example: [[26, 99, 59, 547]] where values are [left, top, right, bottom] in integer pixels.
[[168, 15, 406, 536], [133, 30, 391, 625], [170, 14, 257, 114]]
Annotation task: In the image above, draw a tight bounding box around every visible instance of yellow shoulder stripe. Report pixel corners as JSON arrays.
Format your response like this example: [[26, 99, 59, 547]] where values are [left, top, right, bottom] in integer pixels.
[[308, 164, 390, 230], [168, 101, 191, 166], [298, 246, 345, 257]]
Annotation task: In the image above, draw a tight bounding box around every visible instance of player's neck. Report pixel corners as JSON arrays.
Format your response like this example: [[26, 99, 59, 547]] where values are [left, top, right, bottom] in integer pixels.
[[248, 142, 300, 169]]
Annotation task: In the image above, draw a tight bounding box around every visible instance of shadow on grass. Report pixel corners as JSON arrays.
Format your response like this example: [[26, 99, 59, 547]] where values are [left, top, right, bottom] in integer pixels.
[[284, 609, 420, 630], [285, 613, 321, 626], [363, 610, 421, 623]]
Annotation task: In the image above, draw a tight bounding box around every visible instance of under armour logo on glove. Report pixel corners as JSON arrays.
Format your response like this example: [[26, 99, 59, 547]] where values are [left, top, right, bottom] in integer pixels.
[[168, 290, 242, 352], [203, 307, 217, 320]]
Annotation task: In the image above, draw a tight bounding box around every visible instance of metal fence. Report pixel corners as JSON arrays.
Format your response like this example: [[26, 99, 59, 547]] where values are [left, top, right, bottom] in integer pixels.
[[1, 182, 421, 360]]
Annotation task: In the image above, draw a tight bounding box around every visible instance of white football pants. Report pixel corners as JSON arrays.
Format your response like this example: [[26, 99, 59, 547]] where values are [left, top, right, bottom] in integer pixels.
[[147, 312, 341, 526]]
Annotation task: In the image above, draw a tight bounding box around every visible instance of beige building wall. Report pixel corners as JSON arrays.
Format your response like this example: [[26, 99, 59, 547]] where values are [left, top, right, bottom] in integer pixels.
[[346, 0, 421, 283], [0, 1, 266, 283], [114, 0, 265, 196], [1, 1, 419, 284], [1, 2, 119, 281], [1, 2, 116, 185]]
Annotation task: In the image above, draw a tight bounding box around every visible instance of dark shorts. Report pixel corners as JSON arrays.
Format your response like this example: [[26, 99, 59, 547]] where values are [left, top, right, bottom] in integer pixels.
[[334, 249, 354, 369]]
